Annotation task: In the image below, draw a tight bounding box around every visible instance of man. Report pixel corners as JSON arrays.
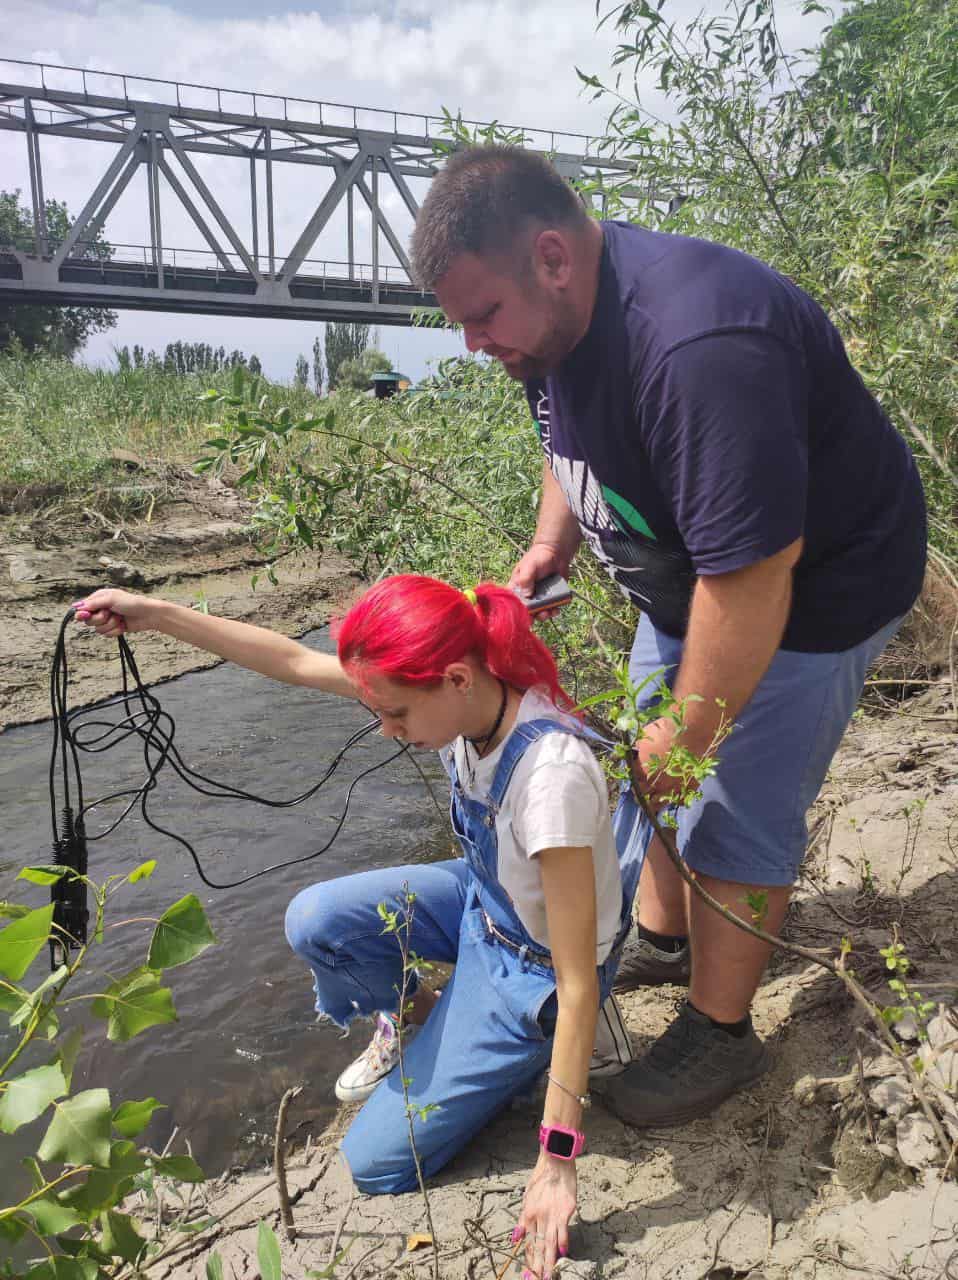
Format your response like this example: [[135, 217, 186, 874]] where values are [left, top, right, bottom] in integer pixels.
[[408, 145, 927, 1127]]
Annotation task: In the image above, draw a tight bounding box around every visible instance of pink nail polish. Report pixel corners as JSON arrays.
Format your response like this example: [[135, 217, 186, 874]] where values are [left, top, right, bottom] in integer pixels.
[[511, 1227, 522, 1244], [76, 610, 90, 620], [559, 1245, 568, 1256]]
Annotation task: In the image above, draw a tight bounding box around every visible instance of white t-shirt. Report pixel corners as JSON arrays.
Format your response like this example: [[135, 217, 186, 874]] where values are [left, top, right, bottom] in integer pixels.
[[443, 688, 622, 963]]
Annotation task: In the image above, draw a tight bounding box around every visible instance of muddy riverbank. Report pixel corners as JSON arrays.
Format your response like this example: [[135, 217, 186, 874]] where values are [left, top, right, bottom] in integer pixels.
[[0, 461, 362, 731]]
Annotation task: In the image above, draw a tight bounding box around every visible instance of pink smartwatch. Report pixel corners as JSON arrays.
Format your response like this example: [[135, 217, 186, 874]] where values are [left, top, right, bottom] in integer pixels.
[[539, 1123, 586, 1161]]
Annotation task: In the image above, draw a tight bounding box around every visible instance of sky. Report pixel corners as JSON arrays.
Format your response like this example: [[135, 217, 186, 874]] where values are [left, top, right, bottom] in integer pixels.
[[3, 0, 838, 384]]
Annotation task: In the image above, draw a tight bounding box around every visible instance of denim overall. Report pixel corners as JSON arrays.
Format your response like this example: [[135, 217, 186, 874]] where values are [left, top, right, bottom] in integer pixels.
[[284, 716, 647, 1195]]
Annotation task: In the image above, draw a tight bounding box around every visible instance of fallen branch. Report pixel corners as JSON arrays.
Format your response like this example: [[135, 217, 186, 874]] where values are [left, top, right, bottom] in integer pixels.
[[274, 1085, 303, 1240]]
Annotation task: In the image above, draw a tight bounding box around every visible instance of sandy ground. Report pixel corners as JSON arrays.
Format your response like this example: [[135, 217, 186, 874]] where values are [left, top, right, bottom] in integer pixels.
[[4, 472, 957, 1278]]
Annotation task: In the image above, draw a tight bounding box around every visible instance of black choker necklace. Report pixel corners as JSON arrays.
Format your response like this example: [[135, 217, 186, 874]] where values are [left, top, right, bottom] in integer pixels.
[[465, 680, 509, 757]]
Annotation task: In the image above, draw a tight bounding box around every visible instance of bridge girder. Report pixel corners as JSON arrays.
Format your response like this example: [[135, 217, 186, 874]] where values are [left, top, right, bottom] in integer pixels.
[[0, 59, 640, 325]]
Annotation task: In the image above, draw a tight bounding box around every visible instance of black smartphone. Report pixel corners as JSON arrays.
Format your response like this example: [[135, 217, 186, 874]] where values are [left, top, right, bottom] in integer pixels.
[[525, 573, 573, 616]]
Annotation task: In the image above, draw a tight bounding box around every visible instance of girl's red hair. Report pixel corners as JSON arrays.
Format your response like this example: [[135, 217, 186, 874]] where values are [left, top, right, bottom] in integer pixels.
[[333, 575, 572, 708]]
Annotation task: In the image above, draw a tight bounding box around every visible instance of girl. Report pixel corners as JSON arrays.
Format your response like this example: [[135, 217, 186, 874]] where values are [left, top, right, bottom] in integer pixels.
[[74, 576, 643, 1280]]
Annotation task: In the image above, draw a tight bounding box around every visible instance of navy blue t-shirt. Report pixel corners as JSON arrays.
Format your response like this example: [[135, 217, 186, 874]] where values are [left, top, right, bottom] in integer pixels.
[[526, 222, 926, 652]]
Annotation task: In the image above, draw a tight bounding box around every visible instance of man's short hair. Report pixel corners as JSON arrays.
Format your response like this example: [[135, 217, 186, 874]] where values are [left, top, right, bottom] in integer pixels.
[[410, 145, 588, 290]]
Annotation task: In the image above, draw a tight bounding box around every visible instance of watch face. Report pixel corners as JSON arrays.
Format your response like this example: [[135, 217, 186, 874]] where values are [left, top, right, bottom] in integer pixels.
[[546, 1129, 576, 1159]]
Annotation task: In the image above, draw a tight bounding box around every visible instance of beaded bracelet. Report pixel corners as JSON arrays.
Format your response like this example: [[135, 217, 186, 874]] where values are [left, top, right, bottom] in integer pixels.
[[546, 1071, 591, 1109]]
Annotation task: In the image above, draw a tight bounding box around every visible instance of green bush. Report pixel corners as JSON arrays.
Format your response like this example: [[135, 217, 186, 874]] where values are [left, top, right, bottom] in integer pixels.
[[0, 861, 217, 1277]]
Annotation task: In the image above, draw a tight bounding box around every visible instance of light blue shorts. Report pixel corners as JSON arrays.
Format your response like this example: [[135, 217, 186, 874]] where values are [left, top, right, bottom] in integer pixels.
[[629, 614, 903, 886]]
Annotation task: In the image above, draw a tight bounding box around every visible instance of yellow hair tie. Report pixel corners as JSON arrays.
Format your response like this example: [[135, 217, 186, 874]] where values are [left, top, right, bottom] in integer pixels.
[[462, 587, 479, 607]]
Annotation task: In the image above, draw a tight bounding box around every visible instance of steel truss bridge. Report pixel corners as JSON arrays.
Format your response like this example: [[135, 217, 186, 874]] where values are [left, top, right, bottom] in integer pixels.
[[0, 60, 638, 325]]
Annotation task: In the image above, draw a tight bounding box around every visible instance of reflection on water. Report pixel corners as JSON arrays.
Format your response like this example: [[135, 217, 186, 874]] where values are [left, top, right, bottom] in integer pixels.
[[0, 629, 450, 1190]]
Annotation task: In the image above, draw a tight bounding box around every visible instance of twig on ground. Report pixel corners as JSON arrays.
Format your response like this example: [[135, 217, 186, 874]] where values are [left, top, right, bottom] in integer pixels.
[[326, 1175, 355, 1269], [274, 1085, 304, 1240], [494, 1235, 524, 1280], [856, 1036, 877, 1145]]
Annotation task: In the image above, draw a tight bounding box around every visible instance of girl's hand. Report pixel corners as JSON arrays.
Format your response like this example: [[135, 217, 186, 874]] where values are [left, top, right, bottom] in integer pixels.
[[515, 1151, 576, 1279], [72, 589, 160, 638]]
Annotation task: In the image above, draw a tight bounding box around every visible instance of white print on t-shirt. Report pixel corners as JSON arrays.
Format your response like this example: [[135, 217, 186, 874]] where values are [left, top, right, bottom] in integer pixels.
[[535, 386, 655, 609]]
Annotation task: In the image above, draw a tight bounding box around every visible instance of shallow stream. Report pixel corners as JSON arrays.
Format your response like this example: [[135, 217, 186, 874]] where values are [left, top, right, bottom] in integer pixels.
[[0, 629, 448, 1187]]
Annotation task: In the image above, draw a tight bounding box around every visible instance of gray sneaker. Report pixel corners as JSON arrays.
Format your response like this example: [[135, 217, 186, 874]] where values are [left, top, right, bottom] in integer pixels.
[[613, 927, 691, 992], [596, 1001, 770, 1127]]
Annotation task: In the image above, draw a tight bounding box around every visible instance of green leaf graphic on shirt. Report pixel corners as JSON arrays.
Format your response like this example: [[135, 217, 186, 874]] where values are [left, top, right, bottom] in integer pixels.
[[533, 418, 543, 440], [602, 486, 657, 540]]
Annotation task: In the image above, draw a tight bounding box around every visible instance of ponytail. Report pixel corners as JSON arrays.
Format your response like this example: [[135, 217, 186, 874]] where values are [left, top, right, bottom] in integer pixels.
[[333, 574, 573, 708]]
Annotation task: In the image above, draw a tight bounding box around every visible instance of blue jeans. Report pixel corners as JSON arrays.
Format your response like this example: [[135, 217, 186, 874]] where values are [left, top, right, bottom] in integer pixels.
[[285, 859, 625, 1194], [628, 614, 903, 885]]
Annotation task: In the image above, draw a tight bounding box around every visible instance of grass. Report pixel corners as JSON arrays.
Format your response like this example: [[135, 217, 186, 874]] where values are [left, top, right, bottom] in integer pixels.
[[0, 352, 322, 494]]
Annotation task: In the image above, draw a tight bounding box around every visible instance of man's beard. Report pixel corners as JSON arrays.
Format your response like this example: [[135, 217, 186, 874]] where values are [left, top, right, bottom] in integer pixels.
[[497, 314, 578, 382], [498, 352, 552, 381]]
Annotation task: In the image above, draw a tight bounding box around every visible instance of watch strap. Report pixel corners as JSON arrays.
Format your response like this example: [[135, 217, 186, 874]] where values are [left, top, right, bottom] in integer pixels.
[[538, 1123, 586, 1160]]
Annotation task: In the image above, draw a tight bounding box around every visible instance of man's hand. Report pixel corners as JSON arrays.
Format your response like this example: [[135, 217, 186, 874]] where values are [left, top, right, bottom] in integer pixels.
[[509, 542, 569, 597], [632, 716, 689, 813], [509, 543, 570, 620]]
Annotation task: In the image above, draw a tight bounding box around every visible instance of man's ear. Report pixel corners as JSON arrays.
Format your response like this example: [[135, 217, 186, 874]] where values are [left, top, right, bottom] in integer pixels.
[[533, 229, 573, 288]]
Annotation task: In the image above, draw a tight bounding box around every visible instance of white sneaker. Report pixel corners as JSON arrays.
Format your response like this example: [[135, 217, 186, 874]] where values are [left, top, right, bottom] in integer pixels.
[[334, 1012, 421, 1103], [590, 994, 633, 1077]]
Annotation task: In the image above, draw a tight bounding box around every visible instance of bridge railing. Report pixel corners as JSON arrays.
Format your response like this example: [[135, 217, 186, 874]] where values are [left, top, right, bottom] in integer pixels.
[[0, 57, 614, 158], [0, 237, 428, 291]]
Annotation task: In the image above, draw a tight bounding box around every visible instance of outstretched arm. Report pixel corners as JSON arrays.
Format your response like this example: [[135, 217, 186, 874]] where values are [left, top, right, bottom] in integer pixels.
[[74, 589, 357, 699]]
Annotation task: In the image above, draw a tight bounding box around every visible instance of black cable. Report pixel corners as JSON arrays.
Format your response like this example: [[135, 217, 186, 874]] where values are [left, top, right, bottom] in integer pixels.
[[47, 610, 410, 941]]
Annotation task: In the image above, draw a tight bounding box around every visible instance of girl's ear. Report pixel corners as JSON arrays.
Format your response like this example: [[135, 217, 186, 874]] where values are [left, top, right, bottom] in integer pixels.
[[444, 662, 475, 696]]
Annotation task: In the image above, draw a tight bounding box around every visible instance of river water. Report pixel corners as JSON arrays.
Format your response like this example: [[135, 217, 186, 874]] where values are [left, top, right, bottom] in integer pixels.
[[0, 629, 449, 1190]]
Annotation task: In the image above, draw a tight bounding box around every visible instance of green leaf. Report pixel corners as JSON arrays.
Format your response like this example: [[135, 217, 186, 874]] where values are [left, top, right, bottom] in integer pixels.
[[27, 1196, 84, 1235], [0, 1215, 27, 1244], [0, 900, 31, 919], [258, 1221, 282, 1280], [9, 965, 69, 1028], [18, 865, 69, 886], [176, 1215, 217, 1234], [294, 514, 314, 547], [129, 860, 157, 883], [232, 363, 244, 399], [91, 966, 176, 1041], [55, 1025, 84, 1090], [24, 1256, 98, 1280], [99, 1209, 147, 1263], [0, 1062, 67, 1132], [59, 1140, 146, 1216], [152, 1153, 206, 1183], [0, 983, 27, 1015], [0, 903, 54, 980], [147, 894, 217, 970], [38, 1088, 112, 1167], [22, 1155, 45, 1190], [112, 1096, 165, 1138], [206, 1252, 225, 1280]]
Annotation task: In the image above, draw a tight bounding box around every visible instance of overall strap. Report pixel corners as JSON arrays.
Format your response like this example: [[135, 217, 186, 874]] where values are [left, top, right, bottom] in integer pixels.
[[487, 718, 576, 809]]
